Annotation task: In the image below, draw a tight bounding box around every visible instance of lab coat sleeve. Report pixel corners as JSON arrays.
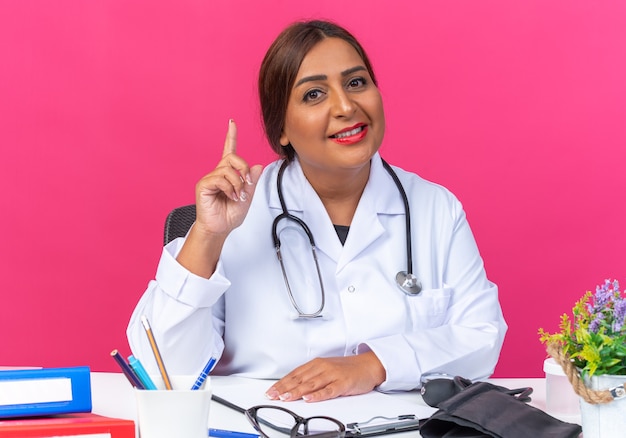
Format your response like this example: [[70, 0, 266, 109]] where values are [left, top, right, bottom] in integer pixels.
[[126, 237, 229, 376], [363, 203, 507, 392]]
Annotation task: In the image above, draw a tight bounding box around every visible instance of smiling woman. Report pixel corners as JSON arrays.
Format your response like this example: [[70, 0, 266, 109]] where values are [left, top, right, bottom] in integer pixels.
[[127, 19, 507, 403], [280, 37, 385, 198]]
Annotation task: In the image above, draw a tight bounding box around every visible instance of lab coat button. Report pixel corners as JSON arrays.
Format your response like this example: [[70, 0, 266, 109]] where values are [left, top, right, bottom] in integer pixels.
[[348, 285, 355, 293]]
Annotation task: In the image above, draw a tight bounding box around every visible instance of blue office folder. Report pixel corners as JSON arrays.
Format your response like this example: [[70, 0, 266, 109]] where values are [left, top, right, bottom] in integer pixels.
[[0, 366, 92, 418]]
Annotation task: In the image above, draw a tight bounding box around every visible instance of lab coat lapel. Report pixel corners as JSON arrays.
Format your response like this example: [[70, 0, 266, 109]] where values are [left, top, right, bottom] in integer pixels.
[[268, 160, 343, 263], [337, 155, 405, 272], [304, 202, 343, 263]]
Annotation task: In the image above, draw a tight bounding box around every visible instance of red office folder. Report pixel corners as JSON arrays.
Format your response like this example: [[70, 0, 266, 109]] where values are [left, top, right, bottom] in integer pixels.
[[0, 413, 135, 437]]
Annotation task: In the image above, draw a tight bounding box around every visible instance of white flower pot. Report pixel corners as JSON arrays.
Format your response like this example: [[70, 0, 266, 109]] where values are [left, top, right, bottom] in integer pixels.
[[579, 374, 626, 438]]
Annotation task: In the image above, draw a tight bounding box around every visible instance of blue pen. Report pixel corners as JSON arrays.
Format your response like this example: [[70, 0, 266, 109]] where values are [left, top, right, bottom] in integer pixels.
[[191, 357, 217, 390], [209, 429, 259, 438], [128, 355, 157, 390]]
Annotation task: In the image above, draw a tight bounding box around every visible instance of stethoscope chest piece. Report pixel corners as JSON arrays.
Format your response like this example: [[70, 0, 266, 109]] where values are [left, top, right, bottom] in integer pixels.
[[396, 271, 422, 296]]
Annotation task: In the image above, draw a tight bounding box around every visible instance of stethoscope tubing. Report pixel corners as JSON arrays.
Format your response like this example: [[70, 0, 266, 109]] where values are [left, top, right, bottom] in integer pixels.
[[272, 162, 325, 318], [381, 159, 414, 279]]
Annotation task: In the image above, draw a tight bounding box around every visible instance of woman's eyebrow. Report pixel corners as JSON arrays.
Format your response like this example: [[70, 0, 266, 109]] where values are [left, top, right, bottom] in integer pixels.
[[341, 65, 367, 77], [295, 74, 326, 87], [294, 66, 367, 87]]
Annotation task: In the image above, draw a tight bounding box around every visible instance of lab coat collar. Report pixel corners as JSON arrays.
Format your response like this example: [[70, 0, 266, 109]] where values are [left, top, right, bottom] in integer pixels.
[[267, 153, 406, 268]]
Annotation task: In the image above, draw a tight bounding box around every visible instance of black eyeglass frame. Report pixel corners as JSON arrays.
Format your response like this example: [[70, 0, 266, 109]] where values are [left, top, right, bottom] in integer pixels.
[[245, 404, 346, 438]]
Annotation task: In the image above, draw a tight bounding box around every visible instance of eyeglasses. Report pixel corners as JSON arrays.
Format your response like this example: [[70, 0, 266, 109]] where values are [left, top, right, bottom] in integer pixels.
[[245, 405, 346, 438]]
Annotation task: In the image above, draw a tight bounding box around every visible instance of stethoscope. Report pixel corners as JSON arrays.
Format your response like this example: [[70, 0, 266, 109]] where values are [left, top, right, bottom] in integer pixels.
[[271, 159, 422, 319]]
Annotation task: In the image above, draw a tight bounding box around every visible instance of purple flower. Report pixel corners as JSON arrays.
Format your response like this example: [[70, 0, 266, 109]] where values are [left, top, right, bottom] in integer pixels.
[[593, 279, 614, 310], [590, 312, 605, 333], [586, 279, 625, 334], [613, 298, 626, 332]]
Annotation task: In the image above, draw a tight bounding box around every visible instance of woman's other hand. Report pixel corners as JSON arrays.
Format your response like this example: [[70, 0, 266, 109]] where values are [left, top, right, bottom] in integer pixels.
[[265, 352, 386, 402]]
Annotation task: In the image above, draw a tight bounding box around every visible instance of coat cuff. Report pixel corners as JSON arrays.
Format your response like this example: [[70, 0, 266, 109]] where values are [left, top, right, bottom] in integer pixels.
[[361, 337, 420, 392], [155, 238, 230, 308]]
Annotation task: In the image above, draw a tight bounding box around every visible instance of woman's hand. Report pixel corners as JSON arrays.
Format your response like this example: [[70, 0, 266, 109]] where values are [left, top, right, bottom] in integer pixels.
[[265, 352, 386, 402], [176, 120, 263, 277], [194, 119, 263, 236]]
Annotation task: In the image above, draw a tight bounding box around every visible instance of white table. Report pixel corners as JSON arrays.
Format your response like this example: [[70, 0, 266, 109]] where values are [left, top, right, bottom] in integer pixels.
[[90, 373, 578, 437]]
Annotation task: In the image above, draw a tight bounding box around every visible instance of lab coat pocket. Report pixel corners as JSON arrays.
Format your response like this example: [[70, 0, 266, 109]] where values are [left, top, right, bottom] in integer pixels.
[[406, 287, 452, 329]]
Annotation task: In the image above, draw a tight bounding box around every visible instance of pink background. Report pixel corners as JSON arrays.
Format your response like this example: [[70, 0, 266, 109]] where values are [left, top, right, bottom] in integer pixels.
[[1, 1, 625, 377]]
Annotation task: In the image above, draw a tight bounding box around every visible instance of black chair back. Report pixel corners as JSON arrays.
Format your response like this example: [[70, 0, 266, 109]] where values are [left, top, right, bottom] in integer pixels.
[[163, 204, 196, 245]]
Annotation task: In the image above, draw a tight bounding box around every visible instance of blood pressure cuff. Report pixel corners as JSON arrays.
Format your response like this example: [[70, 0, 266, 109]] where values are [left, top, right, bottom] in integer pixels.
[[419, 380, 582, 438]]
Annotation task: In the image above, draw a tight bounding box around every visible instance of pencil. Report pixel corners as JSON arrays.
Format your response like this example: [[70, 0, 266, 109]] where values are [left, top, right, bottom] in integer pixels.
[[140, 315, 173, 390], [110, 349, 145, 389]]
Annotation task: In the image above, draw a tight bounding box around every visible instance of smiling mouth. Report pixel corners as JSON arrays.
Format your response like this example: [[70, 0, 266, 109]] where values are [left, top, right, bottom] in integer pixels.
[[330, 125, 365, 139]]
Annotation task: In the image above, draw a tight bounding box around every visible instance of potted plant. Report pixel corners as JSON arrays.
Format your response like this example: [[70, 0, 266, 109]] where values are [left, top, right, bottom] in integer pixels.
[[539, 279, 626, 438]]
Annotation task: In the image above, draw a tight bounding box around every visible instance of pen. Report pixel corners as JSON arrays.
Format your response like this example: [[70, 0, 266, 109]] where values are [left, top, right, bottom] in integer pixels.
[[140, 315, 173, 390], [347, 415, 421, 435], [209, 428, 259, 438], [191, 357, 217, 390], [128, 354, 157, 390], [110, 349, 145, 389]]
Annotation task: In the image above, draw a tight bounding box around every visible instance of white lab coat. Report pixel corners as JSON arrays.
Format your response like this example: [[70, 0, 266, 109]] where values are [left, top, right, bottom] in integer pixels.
[[127, 153, 507, 391]]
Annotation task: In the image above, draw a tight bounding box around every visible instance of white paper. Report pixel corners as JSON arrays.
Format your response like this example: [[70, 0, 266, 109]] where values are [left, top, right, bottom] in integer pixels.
[[0, 377, 73, 405], [211, 377, 436, 427]]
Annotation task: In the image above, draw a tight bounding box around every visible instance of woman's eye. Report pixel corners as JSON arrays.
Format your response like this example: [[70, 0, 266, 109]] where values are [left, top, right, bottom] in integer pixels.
[[303, 89, 323, 102], [347, 77, 367, 89]]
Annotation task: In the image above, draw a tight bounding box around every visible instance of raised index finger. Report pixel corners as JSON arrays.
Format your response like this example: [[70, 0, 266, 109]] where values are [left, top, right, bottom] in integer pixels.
[[222, 119, 237, 158]]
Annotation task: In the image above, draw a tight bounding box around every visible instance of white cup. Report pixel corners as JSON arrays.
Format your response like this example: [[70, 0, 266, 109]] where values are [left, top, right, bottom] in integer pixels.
[[135, 375, 211, 438], [543, 358, 580, 419]]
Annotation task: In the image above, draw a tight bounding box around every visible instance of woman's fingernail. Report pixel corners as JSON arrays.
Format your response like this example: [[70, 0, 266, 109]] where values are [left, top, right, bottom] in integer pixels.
[[265, 389, 279, 399], [278, 392, 292, 401], [240, 191, 248, 202], [232, 192, 239, 202], [302, 394, 312, 402], [246, 174, 253, 185]]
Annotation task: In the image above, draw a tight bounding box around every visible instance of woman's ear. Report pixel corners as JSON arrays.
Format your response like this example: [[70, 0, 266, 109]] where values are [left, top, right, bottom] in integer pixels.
[[280, 131, 289, 147]]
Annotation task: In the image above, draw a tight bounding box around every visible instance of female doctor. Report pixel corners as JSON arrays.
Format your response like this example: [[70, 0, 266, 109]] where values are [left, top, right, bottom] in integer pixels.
[[127, 20, 507, 403]]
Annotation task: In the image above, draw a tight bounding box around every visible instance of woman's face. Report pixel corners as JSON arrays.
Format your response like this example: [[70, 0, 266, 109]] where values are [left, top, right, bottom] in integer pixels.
[[280, 37, 385, 176]]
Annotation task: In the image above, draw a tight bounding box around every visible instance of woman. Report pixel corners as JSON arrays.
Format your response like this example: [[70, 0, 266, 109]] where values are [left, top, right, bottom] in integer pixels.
[[127, 20, 507, 402]]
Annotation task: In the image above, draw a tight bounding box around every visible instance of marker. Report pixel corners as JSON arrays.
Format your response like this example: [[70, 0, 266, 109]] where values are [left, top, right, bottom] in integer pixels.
[[140, 315, 173, 390], [209, 429, 259, 438], [128, 355, 157, 390], [191, 357, 217, 390], [110, 349, 145, 389]]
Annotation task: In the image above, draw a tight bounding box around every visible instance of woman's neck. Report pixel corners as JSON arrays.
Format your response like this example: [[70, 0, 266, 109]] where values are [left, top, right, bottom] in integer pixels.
[[300, 162, 370, 226]]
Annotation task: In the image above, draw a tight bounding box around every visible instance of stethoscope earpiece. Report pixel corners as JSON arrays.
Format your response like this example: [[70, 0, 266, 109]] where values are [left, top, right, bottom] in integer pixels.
[[396, 271, 422, 296]]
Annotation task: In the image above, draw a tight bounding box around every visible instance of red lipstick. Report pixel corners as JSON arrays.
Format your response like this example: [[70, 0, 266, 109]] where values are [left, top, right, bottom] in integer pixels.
[[329, 123, 368, 145]]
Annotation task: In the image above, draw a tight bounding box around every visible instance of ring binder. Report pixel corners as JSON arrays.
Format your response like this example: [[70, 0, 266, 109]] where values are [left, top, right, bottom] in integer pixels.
[[0, 366, 92, 418]]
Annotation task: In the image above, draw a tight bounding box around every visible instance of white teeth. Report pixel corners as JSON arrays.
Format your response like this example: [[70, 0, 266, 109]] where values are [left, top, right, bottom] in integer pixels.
[[334, 126, 363, 139]]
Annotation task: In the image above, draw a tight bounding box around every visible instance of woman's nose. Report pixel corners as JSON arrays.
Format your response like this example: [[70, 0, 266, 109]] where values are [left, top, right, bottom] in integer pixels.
[[330, 89, 356, 118]]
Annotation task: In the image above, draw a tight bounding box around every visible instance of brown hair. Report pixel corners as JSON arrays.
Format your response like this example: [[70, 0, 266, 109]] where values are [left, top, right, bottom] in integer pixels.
[[258, 20, 378, 162]]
